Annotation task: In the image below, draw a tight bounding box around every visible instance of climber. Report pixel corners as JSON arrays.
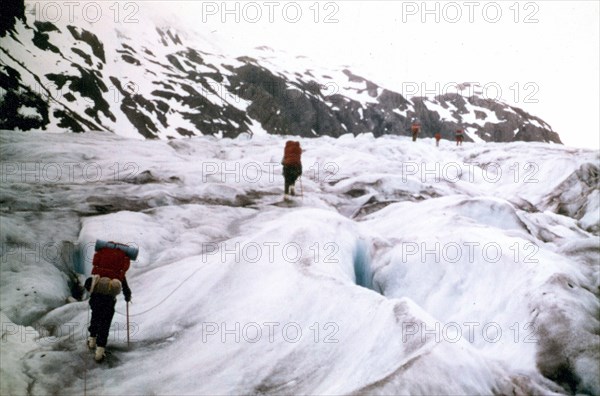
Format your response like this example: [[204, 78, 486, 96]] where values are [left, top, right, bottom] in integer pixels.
[[281, 141, 302, 196], [85, 240, 136, 362], [411, 119, 421, 142], [455, 128, 464, 146]]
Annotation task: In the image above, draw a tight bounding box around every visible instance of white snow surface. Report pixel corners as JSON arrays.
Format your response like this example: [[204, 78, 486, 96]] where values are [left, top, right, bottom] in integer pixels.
[[0, 131, 599, 395]]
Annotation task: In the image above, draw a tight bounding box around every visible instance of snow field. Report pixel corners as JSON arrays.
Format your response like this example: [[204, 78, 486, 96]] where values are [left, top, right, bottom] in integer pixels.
[[1, 130, 598, 394]]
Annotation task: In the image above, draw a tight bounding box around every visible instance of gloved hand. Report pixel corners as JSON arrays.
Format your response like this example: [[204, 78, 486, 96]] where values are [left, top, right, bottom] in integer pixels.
[[84, 277, 92, 292]]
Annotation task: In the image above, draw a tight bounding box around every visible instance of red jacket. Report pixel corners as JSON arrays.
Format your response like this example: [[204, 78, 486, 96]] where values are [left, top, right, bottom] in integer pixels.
[[282, 141, 302, 166]]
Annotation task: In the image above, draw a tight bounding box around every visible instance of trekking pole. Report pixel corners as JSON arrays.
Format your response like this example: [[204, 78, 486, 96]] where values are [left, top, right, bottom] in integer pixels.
[[83, 352, 87, 396], [126, 301, 130, 347], [84, 303, 90, 396]]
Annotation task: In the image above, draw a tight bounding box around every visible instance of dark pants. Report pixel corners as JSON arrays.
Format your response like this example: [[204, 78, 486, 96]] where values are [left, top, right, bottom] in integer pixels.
[[89, 293, 116, 348], [283, 165, 302, 194], [412, 132, 418, 142]]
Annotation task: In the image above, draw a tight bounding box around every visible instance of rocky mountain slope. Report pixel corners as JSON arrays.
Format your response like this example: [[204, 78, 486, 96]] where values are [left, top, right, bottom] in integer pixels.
[[1, 0, 562, 144]]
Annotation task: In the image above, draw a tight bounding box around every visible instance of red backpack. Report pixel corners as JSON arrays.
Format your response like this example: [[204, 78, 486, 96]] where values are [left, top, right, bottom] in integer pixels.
[[282, 141, 302, 166], [92, 247, 130, 281], [411, 123, 421, 133]]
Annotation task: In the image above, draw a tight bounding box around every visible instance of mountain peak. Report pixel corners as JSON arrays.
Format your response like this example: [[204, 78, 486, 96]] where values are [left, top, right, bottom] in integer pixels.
[[0, 1, 561, 144]]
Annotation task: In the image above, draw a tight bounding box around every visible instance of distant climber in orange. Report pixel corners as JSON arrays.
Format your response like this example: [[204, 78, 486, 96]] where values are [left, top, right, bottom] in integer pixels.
[[411, 119, 421, 142], [455, 129, 464, 146], [281, 141, 302, 196]]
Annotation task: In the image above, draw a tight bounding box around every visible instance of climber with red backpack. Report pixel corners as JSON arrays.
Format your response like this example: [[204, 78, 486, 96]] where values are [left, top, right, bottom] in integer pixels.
[[282, 140, 302, 197], [411, 119, 421, 142], [455, 128, 464, 146], [85, 240, 137, 362]]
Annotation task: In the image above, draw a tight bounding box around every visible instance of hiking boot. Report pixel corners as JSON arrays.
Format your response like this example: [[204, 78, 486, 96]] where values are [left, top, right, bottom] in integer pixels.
[[87, 336, 97, 349], [95, 347, 106, 362]]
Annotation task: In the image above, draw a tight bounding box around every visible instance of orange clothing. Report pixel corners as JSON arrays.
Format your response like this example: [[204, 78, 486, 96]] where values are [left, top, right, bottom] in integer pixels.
[[282, 141, 302, 166]]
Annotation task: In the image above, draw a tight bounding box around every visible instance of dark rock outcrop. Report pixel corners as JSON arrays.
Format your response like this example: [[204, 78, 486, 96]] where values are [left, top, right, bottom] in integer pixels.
[[0, 0, 563, 144]]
